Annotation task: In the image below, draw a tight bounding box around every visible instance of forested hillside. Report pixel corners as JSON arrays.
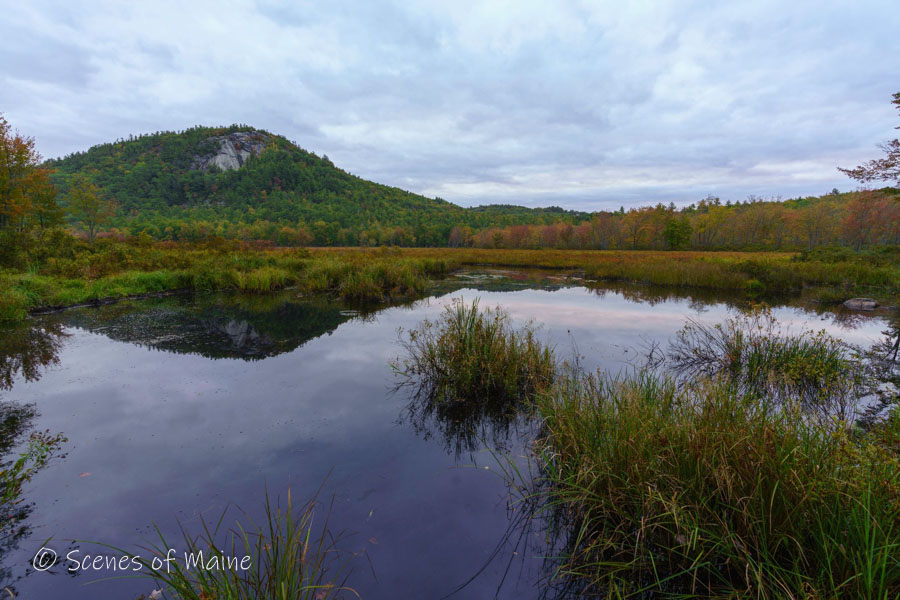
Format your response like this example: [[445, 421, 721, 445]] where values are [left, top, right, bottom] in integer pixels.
[[4, 118, 898, 250], [45, 126, 587, 246]]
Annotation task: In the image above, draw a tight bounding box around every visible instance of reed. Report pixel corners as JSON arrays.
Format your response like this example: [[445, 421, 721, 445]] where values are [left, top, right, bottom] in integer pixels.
[[668, 306, 866, 418], [392, 298, 555, 407], [535, 370, 900, 598], [121, 490, 353, 600]]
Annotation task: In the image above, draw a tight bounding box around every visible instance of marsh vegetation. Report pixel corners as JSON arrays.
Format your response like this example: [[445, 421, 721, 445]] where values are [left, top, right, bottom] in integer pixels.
[[395, 299, 900, 598], [2, 235, 898, 325], [124, 491, 352, 600]]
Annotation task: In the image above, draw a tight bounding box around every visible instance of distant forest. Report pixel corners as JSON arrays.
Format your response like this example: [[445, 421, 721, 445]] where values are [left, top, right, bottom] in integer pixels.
[[3, 119, 899, 250], [456, 189, 899, 251]]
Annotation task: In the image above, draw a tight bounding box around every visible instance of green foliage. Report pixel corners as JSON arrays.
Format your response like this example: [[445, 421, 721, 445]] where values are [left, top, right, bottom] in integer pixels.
[[1, 429, 67, 504], [66, 174, 116, 242], [662, 217, 692, 249], [0, 400, 67, 511], [46, 125, 587, 246]]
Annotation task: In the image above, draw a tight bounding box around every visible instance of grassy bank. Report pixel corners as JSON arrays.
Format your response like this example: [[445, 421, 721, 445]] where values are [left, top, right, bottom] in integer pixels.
[[0, 235, 454, 321], [328, 247, 900, 297], [1, 233, 897, 322]]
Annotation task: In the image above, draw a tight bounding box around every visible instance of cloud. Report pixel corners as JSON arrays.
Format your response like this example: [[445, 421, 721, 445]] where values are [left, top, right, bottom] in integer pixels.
[[1, 0, 897, 210]]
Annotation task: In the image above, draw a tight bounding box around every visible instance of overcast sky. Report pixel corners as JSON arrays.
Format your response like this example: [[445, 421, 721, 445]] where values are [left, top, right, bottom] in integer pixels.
[[2, 1, 898, 210]]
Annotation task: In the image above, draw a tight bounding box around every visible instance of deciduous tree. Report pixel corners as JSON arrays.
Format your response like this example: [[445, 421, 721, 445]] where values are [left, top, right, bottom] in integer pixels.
[[0, 115, 56, 231], [839, 92, 900, 186], [68, 175, 117, 242]]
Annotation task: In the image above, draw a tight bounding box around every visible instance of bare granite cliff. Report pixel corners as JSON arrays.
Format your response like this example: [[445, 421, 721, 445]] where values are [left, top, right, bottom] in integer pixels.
[[192, 131, 270, 171]]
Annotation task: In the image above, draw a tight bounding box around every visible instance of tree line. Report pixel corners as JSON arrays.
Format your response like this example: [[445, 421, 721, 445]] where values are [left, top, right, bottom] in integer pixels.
[[2, 91, 898, 251], [452, 190, 899, 251]]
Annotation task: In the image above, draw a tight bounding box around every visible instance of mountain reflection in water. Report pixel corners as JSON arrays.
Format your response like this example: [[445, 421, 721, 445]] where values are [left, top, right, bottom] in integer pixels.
[[0, 273, 893, 600]]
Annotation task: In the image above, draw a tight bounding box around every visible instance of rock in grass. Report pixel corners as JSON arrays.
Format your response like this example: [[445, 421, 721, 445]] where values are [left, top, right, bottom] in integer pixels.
[[843, 298, 879, 310]]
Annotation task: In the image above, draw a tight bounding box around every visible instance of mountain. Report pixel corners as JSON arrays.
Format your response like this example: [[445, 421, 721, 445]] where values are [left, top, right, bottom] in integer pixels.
[[45, 125, 588, 246]]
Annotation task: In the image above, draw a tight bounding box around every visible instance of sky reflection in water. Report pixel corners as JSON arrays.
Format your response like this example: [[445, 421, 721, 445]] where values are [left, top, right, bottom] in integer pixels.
[[0, 277, 892, 599]]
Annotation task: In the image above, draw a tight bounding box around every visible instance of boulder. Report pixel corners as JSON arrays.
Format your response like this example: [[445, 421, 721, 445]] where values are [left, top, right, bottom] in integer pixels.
[[843, 298, 879, 310]]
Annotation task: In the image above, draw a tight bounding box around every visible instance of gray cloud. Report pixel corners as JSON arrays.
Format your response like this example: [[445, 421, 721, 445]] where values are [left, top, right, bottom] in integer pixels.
[[1, 0, 897, 210]]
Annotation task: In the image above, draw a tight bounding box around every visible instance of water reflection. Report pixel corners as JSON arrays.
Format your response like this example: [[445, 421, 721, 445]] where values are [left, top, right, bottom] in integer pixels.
[[0, 322, 69, 391], [55, 293, 365, 360], [0, 274, 893, 600], [0, 324, 72, 592], [403, 389, 533, 460], [0, 401, 68, 593]]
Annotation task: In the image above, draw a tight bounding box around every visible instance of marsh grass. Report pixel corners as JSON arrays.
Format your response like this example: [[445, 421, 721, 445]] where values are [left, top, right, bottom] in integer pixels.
[[114, 490, 354, 600], [0, 242, 456, 321], [534, 370, 900, 599], [668, 306, 866, 418], [343, 247, 900, 296], [3, 239, 898, 322], [392, 298, 555, 408]]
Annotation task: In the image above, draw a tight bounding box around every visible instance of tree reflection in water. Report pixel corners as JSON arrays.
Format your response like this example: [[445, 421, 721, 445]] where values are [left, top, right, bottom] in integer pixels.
[[0, 322, 69, 593], [0, 322, 69, 391]]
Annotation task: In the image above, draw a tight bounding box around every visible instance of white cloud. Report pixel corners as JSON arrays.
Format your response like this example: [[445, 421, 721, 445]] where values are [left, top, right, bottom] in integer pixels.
[[1, 0, 897, 209]]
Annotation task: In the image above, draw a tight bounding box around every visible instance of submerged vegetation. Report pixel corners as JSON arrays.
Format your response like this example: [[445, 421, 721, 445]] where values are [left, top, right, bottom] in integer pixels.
[[1, 99, 898, 597], [392, 298, 555, 407], [393, 298, 555, 457], [0, 402, 67, 592], [531, 312, 900, 598], [667, 307, 866, 416]]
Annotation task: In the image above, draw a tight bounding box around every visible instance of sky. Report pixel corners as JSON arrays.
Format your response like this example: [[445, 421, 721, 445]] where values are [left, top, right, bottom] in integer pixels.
[[2, 0, 898, 211]]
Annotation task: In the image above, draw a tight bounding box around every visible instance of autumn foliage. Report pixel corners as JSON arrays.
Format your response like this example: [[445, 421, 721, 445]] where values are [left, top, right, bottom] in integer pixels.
[[451, 192, 900, 251], [0, 115, 60, 231]]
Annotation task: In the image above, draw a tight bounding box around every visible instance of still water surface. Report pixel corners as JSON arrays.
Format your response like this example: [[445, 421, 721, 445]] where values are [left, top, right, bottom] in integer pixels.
[[0, 272, 892, 599]]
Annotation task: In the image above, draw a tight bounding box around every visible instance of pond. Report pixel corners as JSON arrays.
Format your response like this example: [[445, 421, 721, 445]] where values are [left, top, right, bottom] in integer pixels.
[[0, 271, 894, 599]]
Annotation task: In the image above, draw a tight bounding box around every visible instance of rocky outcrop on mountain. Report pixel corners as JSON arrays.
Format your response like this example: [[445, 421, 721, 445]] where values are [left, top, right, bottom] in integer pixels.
[[192, 131, 270, 171]]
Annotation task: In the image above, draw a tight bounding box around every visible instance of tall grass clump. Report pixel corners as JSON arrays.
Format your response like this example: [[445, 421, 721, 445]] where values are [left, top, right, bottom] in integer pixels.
[[392, 298, 555, 407], [535, 370, 900, 598], [238, 267, 292, 292], [122, 490, 353, 600], [668, 306, 866, 418], [0, 285, 29, 322]]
